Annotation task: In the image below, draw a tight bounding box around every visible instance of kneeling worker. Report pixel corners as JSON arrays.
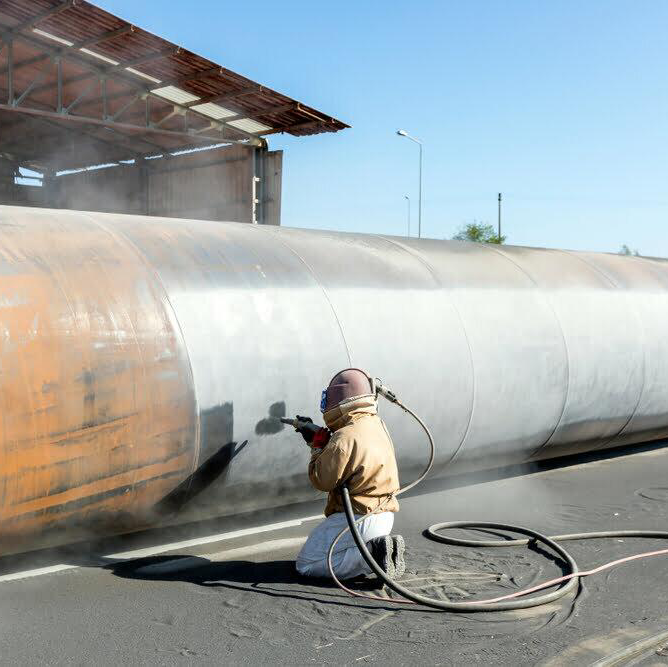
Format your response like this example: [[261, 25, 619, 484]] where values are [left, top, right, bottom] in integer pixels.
[[293, 368, 405, 580]]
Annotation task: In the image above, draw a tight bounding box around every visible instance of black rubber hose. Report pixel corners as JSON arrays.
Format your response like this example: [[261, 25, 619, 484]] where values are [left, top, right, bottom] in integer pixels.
[[344, 486, 668, 611], [333, 390, 668, 612], [342, 485, 584, 611]]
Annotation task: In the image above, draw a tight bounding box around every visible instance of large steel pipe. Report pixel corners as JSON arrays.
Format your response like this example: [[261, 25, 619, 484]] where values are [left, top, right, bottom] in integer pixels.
[[1, 205, 667, 555]]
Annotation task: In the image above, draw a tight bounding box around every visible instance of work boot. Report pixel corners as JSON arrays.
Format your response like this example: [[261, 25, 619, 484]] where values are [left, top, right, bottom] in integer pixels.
[[391, 535, 406, 579], [366, 535, 395, 578]]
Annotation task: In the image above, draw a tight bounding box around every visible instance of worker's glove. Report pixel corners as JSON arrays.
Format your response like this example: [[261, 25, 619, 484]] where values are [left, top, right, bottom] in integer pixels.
[[295, 415, 314, 443], [295, 415, 330, 449]]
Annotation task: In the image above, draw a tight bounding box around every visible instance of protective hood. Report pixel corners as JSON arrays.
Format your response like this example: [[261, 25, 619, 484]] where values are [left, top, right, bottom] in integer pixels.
[[322, 368, 374, 413], [323, 394, 378, 431]]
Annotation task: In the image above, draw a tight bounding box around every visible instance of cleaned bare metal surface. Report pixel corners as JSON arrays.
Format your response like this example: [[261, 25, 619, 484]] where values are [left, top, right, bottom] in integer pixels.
[[0, 204, 667, 554]]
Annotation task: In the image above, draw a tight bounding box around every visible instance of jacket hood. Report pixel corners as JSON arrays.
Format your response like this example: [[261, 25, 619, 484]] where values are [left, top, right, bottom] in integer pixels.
[[323, 394, 377, 431]]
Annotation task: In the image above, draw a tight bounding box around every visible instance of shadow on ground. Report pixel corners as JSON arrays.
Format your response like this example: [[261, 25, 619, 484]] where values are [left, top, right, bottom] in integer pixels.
[[109, 555, 379, 590], [106, 555, 397, 610]]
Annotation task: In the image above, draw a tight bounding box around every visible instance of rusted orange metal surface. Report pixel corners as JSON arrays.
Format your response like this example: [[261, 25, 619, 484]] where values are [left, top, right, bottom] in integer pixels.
[[0, 206, 198, 553]]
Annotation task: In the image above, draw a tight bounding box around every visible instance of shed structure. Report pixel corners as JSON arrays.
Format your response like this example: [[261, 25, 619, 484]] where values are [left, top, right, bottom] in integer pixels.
[[0, 0, 348, 224]]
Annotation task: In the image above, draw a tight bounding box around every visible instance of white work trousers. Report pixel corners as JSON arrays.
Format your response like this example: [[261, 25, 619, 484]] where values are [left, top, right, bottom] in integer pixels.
[[296, 511, 394, 579]]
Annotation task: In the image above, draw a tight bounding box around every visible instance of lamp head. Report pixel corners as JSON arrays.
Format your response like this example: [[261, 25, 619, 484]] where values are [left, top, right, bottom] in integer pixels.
[[396, 129, 408, 136]]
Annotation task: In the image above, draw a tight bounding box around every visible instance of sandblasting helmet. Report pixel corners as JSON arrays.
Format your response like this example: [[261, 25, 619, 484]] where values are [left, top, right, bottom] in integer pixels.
[[320, 368, 374, 413]]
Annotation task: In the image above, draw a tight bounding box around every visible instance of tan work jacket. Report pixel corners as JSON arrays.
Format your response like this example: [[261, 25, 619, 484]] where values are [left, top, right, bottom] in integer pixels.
[[308, 395, 400, 517]]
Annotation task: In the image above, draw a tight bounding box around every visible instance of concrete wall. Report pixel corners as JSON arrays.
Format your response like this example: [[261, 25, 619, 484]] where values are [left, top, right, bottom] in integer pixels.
[[0, 145, 283, 225]]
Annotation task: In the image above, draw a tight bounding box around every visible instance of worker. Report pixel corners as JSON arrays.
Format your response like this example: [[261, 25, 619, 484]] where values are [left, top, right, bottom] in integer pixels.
[[294, 368, 405, 580]]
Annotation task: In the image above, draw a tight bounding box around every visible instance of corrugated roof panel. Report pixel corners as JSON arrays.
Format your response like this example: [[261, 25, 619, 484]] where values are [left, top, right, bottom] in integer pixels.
[[125, 67, 161, 84], [189, 103, 237, 120], [32, 28, 72, 46], [191, 103, 273, 132], [79, 47, 118, 65], [152, 86, 200, 104], [228, 118, 272, 133]]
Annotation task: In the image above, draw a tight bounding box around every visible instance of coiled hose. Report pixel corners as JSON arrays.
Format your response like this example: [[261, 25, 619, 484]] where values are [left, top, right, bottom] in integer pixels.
[[327, 390, 668, 611]]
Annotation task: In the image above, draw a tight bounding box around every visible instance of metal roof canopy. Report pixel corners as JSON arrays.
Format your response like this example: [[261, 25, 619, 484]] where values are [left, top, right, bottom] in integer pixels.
[[0, 0, 349, 172]]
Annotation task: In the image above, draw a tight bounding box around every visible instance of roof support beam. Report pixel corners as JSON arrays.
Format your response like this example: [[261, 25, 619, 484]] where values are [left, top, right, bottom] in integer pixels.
[[63, 76, 98, 114], [100, 125, 167, 155], [0, 28, 266, 141], [8, 30, 260, 142], [56, 56, 63, 112], [152, 108, 180, 128], [0, 51, 49, 79], [0, 27, 135, 80], [191, 121, 217, 135], [0, 113, 167, 169], [109, 92, 142, 121], [31, 116, 145, 160], [6, 39, 13, 104], [10, 80, 248, 141], [13, 57, 53, 107], [0, 103, 244, 146], [15, 68, 90, 99]]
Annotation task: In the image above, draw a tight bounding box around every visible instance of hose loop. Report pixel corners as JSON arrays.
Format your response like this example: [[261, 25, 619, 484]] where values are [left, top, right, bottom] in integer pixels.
[[327, 390, 668, 611]]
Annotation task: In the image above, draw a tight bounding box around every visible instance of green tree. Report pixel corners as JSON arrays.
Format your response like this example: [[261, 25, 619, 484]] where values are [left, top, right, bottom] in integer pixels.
[[618, 244, 640, 256], [452, 221, 506, 244]]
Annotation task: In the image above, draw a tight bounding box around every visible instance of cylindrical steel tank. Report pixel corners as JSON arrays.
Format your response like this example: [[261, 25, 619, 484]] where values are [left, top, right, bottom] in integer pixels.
[[1, 205, 667, 555]]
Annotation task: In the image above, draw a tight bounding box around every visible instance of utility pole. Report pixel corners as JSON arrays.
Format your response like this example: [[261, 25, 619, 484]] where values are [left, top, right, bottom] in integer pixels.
[[404, 195, 411, 237], [497, 192, 502, 242], [418, 142, 422, 238], [396, 130, 423, 238]]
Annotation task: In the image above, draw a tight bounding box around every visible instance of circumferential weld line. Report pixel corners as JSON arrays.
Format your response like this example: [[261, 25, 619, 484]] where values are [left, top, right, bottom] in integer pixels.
[[249, 226, 353, 366], [481, 243, 572, 462], [556, 249, 647, 451], [375, 235, 476, 467], [84, 214, 202, 485]]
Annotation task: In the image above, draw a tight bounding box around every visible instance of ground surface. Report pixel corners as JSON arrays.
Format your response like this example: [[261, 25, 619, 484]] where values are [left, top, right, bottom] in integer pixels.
[[1, 445, 668, 666]]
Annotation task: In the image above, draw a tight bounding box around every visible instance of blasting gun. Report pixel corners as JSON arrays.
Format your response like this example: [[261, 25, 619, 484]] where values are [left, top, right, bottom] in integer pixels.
[[281, 416, 331, 449]]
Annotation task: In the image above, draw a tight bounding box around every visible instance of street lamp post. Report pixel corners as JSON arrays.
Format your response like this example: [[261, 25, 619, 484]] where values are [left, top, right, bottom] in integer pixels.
[[404, 195, 411, 237], [396, 129, 423, 238]]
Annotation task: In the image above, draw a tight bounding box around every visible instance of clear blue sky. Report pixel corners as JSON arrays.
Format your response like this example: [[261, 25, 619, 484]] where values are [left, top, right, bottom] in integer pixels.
[[96, 1, 667, 255]]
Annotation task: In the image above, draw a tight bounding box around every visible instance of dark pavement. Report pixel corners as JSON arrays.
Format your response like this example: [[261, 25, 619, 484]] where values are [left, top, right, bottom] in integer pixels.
[[1, 445, 668, 666]]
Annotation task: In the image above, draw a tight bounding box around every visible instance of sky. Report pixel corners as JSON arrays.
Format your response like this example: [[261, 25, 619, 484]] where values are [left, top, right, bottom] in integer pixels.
[[95, 1, 668, 255]]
